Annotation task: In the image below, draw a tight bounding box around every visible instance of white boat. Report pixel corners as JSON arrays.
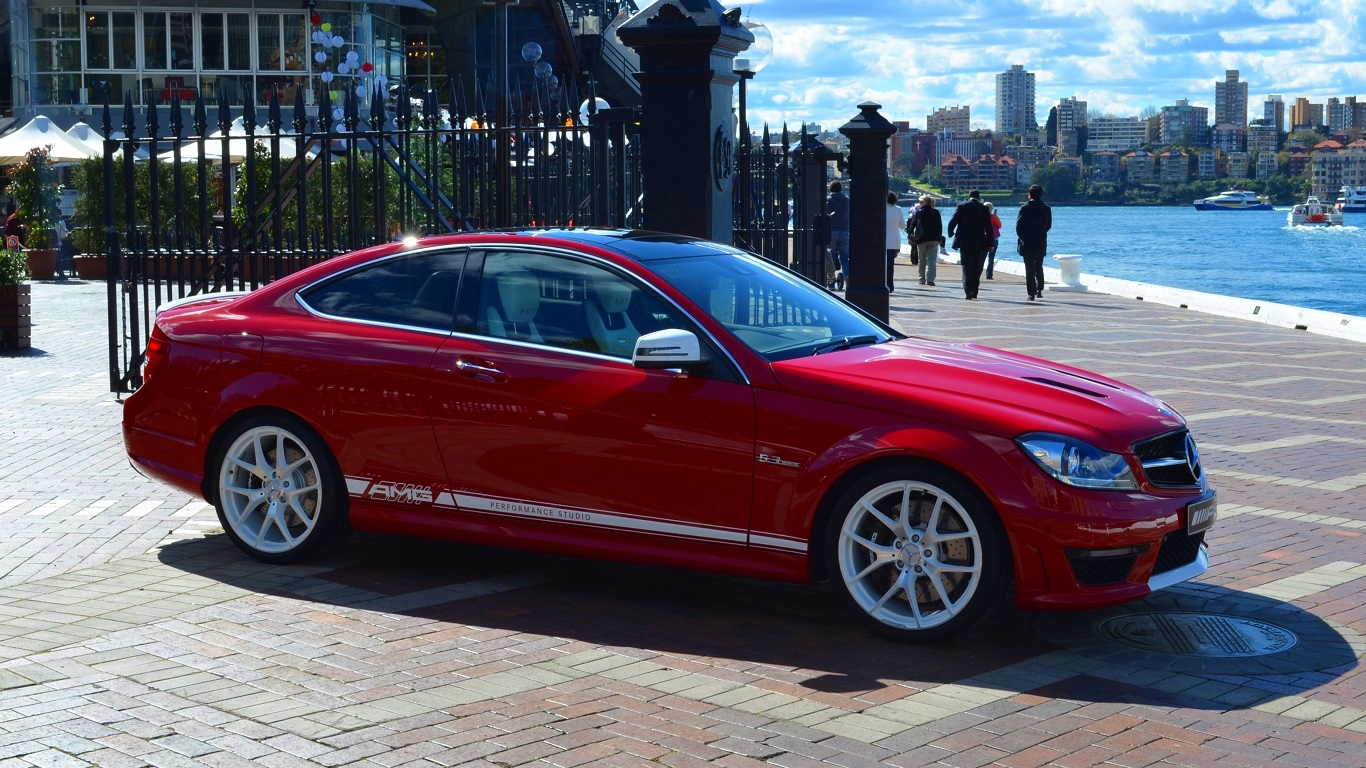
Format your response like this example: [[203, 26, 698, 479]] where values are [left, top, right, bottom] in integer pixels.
[[1193, 190, 1273, 211], [1287, 196, 1345, 227], [1337, 186, 1366, 214]]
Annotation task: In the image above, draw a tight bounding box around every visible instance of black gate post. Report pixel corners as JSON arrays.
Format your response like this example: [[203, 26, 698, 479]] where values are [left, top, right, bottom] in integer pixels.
[[794, 131, 837, 283], [617, 0, 753, 242], [839, 102, 895, 323]]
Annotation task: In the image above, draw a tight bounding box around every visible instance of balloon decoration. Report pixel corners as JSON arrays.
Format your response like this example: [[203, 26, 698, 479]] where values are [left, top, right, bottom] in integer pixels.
[[308, 12, 383, 113]]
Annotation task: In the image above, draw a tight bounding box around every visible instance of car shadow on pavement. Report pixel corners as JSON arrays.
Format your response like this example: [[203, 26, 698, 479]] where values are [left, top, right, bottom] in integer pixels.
[[157, 531, 1358, 707]]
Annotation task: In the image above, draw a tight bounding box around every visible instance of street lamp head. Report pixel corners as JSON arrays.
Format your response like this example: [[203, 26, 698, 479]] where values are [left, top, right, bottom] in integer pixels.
[[742, 21, 773, 74]]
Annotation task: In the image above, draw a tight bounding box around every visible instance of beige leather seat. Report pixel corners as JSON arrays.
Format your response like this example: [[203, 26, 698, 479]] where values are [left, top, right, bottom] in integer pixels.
[[483, 269, 543, 342], [584, 276, 638, 356]]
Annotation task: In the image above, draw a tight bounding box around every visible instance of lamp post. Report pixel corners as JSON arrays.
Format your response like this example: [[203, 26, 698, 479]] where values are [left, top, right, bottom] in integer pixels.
[[732, 20, 771, 148]]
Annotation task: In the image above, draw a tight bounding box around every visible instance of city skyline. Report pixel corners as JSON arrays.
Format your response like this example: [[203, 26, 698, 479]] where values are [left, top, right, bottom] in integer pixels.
[[737, 0, 1365, 131]]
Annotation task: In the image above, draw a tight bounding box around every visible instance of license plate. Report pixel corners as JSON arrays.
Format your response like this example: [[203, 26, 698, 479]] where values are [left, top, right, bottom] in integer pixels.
[[1186, 494, 1217, 535]]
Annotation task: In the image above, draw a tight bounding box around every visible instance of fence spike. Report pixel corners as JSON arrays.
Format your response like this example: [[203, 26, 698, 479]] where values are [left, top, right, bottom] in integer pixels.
[[121, 89, 135, 140], [292, 85, 307, 134], [267, 91, 282, 134], [242, 92, 258, 134], [319, 87, 333, 133], [169, 92, 184, 138], [217, 87, 231, 133], [193, 92, 208, 137], [344, 86, 359, 131], [100, 87, 113, 136], [145, 91, 160, 135], [372, 80, 390, 129], [392, 83, 406, 126]]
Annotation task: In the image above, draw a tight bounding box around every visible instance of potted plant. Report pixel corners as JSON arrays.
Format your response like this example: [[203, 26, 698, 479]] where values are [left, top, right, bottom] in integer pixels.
[[9, 145, 63, 281], [0, 246, 31, 350]]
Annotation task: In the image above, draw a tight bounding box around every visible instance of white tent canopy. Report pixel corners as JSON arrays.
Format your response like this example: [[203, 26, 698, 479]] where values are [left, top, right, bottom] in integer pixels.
[[157, 116, 308, 163], [64, 122, 105, 154], [0, 115, 99, 165]]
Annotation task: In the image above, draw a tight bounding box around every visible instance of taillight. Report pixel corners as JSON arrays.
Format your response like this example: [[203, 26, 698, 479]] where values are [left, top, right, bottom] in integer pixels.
[[142, 328, 169, 385]]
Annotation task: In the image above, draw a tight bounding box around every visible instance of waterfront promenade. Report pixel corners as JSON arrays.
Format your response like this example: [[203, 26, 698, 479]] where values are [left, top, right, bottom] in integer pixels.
[[3, 268, 1366, 767]]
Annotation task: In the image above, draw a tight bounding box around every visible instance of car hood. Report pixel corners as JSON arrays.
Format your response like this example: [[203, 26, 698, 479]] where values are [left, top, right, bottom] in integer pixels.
[[771, 338, 1185, 450]]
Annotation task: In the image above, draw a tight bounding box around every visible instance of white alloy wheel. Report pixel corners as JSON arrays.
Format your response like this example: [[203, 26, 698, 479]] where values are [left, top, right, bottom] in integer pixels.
[[217, 421, 331, 560], [828, 470, 1005, 640]]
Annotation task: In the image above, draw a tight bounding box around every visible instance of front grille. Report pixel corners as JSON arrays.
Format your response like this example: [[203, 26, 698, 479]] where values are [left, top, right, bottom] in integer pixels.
[[1153, 530, 1205, 575], [1067, 551, 1140, 586], [1134, 429, 1203, 489]]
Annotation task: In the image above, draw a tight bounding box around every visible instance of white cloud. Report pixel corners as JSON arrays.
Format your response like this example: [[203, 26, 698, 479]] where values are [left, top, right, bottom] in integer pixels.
[[736, 0, 1366, 130]]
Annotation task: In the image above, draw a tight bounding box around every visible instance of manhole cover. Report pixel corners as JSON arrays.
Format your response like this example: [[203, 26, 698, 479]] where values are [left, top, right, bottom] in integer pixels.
[[1097, 613, 1297, 657]]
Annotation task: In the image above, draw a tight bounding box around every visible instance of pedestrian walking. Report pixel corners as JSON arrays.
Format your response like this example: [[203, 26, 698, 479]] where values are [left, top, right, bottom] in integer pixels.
[[885, 191, 903, 291], [905, 196, 942, 287], [984, 202, 1002, 280], [946, 190, 993, 300], [826, 182, 850, 290], [1016, 184, 1053, 301]]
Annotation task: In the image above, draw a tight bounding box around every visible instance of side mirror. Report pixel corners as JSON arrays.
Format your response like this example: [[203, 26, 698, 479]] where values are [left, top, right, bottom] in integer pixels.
[[632, 329, 707, 371]]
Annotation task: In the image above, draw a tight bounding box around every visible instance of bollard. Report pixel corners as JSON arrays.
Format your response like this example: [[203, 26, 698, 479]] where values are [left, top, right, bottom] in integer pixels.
[[1049, 253, 1088, 292]]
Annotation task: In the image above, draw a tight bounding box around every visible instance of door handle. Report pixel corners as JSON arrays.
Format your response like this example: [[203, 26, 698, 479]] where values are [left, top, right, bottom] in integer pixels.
[[455, 358, 507, 383]]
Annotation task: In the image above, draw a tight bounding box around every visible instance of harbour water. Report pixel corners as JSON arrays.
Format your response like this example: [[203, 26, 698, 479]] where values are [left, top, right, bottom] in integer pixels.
[[992, 206, 1366, 319]]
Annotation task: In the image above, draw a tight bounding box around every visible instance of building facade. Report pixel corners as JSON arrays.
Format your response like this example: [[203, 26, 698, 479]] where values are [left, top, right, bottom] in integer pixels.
[[1160, 100, 1210, 146], [1214, 70, 1248, 127], [1264, 95, 1285, 135], [994, 64, 1036, 136], [1089, 151, 1119, 182], [1256, 151, 1277, 179], [1158, 150, 1189, 182], [1291, 98, 1323, 130], [926, 105, 969, 135], [1211, 123, 1246, 152], [1196, 149, 1217, 180], [1088, 116, 1146, 152], [1124, 151, 1156, 183], [1247, 120, 1279, 153], [1226, 152, 1250, 179], [1055, 96, 1087, 155], [1327, 96, 1364, 132]]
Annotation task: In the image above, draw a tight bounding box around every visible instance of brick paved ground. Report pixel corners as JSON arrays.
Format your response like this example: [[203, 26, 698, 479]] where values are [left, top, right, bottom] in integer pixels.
[[3, 264, 1366, 767]]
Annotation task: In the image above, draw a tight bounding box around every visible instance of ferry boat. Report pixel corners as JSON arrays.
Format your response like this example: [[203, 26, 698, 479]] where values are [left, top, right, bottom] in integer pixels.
[[1287, 196, 1345, 227], [1192, 190, 1273, 210], [1337, 186, 1366, 214]]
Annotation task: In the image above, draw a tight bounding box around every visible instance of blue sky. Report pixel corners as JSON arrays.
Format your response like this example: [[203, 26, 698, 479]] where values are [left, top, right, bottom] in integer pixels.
[[735, 0, 1366, 132]]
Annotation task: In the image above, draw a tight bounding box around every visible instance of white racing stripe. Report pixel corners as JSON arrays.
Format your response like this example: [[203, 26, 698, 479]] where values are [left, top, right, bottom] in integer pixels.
[[452, 492, 749, 545]]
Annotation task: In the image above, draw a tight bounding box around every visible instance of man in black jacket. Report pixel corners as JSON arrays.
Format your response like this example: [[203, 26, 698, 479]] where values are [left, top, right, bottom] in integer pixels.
[[1016, 184, 1053, 301], [946, 190, 993, 300]]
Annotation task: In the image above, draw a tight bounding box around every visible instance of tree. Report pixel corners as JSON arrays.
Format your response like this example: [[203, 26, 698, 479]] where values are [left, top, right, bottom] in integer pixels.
[[1030, 163, 1079, 201], [972, 139, 992, 158], [1045, 107, 1059, 148]]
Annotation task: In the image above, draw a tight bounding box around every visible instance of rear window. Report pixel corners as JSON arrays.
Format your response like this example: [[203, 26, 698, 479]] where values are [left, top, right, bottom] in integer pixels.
[[299, 250, 467, 332]]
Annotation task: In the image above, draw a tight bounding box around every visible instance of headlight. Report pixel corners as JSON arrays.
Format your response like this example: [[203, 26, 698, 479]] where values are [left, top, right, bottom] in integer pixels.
[[1016, 433, 1138, 490]]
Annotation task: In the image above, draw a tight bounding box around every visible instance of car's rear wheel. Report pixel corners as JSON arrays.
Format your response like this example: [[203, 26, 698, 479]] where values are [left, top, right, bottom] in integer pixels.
[[213, 415, 348, 564], [825, 466, 1007, 641]]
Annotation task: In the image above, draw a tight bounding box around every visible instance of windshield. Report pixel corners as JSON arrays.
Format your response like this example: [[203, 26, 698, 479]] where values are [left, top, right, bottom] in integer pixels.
[[649, 250, 898, 361]]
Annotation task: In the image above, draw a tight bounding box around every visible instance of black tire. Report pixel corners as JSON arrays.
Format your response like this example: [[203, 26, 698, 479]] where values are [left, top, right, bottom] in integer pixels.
[[824, 465, 1008, 642], [212, 413, 349, 564]]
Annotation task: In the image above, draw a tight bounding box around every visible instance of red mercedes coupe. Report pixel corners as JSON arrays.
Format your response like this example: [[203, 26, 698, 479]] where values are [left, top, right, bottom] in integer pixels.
[[124, 229, 1215, 640]]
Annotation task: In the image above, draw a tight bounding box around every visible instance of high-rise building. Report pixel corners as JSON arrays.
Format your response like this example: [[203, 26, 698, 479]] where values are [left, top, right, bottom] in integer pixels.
[[995, 65, 1037, 136], [1291, 98, 1323, 130], [1264, 95, 1285, 135], [926, 106, 970, 135], [1160, 100, 1210, 145], [1328, 97, 1364, 132], [1055, 96, 1087, 154], [1214, 70, 1249, 127], [1088, 117, 1148, 152]]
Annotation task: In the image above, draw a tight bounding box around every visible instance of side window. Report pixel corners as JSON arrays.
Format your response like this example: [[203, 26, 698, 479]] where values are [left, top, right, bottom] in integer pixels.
[[300, 249, 467, 331], [476, 251, 682, 359]]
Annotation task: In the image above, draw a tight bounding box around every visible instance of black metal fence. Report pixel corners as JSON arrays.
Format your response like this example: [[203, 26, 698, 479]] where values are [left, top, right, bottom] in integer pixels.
[[102, 84, 641, 393], [732, 124, 835, 285]]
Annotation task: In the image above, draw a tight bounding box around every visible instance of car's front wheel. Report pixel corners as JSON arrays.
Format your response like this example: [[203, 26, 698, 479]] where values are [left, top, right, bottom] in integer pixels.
[[825, 467, 1007, 641], [213, 415, 348, 564]]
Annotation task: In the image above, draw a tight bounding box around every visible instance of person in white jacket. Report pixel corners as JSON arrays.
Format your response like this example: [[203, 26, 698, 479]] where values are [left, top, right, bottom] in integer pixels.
[[885, 192, 904, 291]]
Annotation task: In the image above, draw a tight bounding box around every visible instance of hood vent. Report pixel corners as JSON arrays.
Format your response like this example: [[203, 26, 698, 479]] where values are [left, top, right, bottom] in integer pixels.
[[1024, 376, 1109, 399], [1051, 367, 1122, 390]]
